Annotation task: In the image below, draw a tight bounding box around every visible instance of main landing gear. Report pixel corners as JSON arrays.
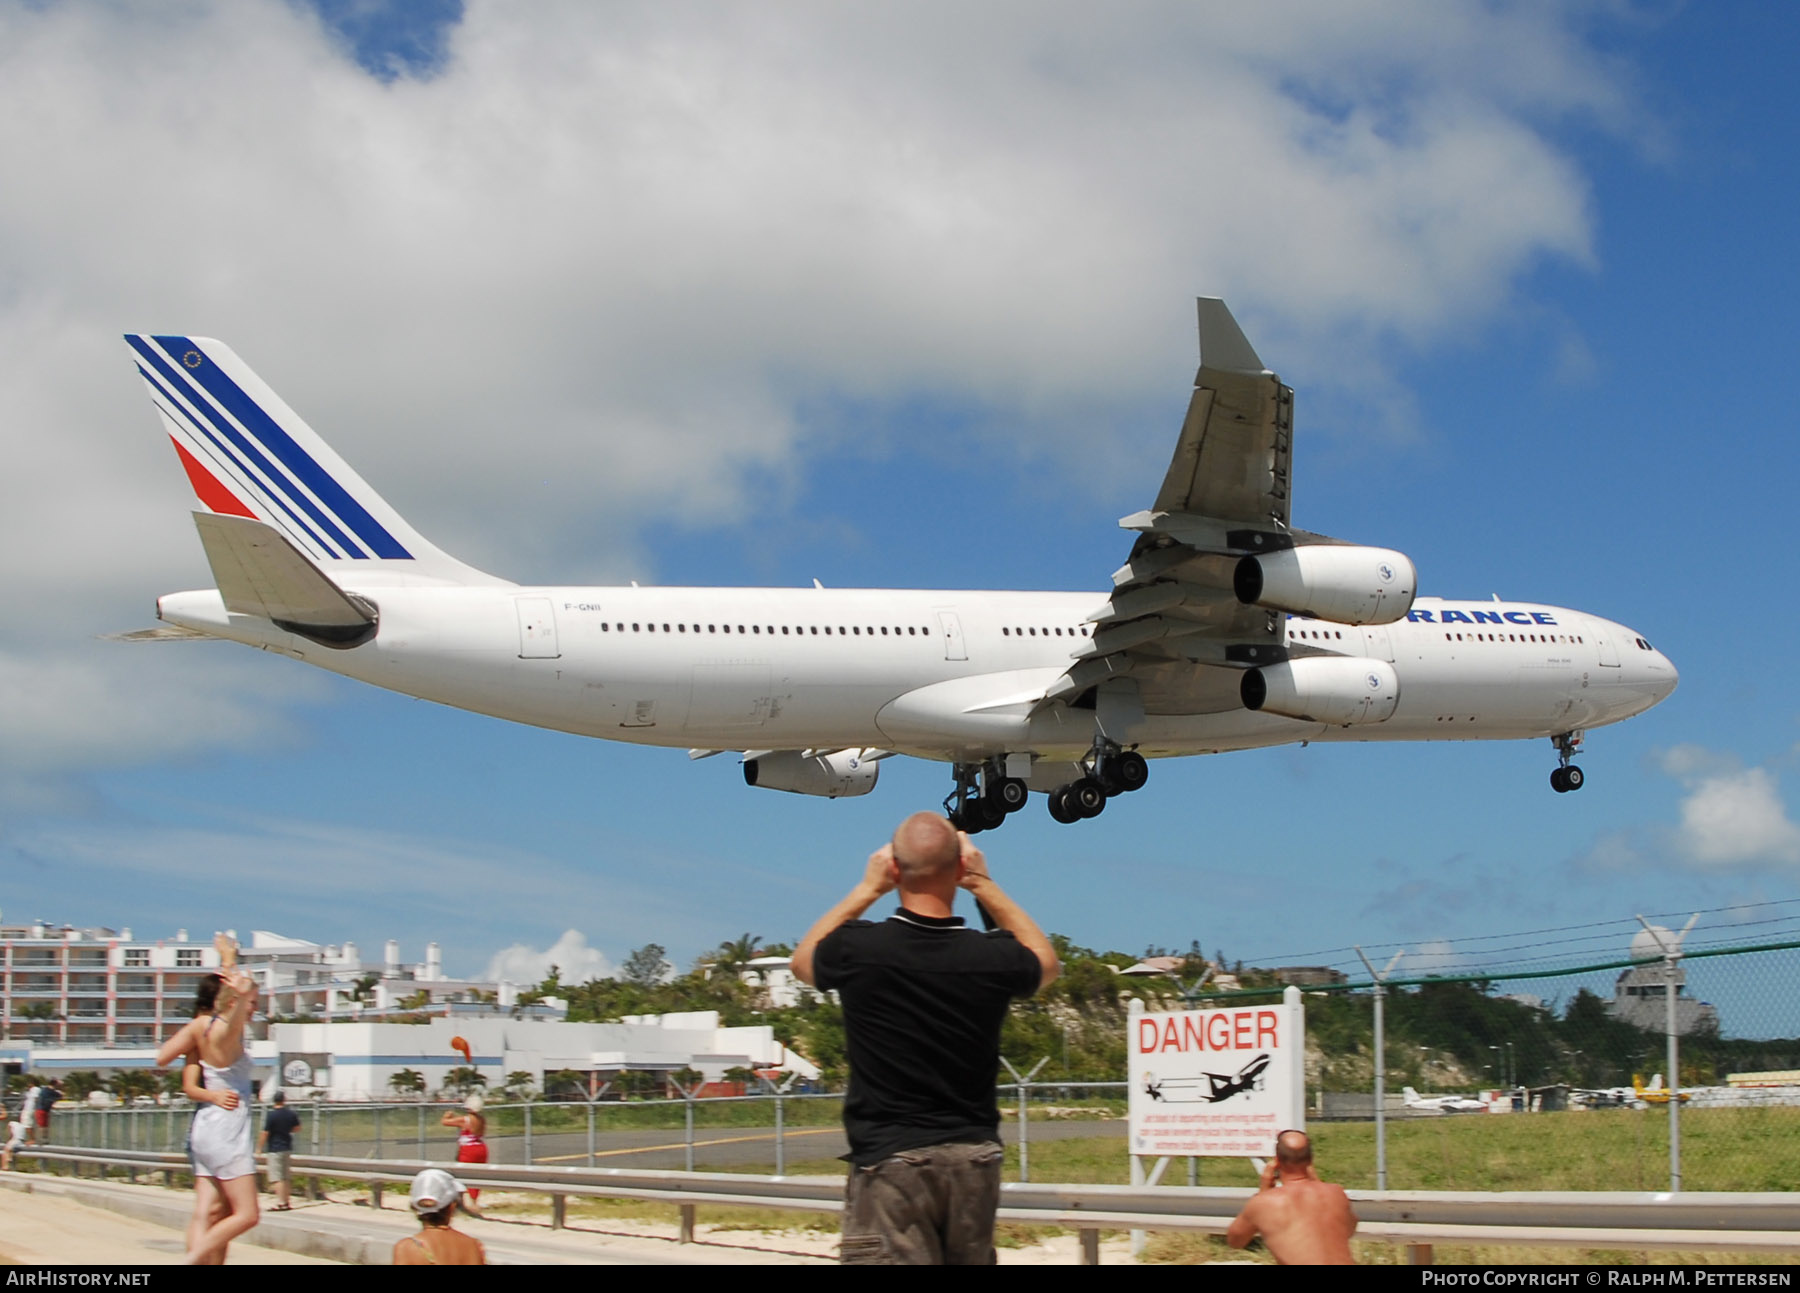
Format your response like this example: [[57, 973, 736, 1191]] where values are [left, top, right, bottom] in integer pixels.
[[944, 761, 1030, 835], [1550, 731, 1586, 794], [1046, 742, 1149, 826]]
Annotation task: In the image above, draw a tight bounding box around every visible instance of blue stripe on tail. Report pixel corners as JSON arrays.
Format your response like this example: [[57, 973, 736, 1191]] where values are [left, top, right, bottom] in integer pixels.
[[146, 336, 413, 560]]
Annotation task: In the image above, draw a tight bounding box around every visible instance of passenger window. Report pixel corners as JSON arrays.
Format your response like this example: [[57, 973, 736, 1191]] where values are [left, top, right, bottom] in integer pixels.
[[853, 626, 860, 635], [738, 625, 746, 633], [880, 627, 888, 635], [633, 623, 640, 631], [602, 622, 609, 632]]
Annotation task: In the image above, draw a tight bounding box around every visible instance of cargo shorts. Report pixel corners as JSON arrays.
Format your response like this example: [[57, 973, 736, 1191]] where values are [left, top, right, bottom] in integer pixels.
[[839, 1139, 1005, 1265]]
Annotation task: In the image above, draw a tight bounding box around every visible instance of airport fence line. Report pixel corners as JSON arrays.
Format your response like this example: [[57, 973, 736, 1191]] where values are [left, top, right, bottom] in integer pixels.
[[45, 1082, 1129, 1181], [1178, 938, 1800, 1194], [39, 941, 1800, 1195]]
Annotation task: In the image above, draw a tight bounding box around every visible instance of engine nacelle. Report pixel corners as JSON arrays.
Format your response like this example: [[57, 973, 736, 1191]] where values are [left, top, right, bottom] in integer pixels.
[[743, 749, 880, 798], [1234, 545, 1416, 625], [1241, 657, 1400, 726]]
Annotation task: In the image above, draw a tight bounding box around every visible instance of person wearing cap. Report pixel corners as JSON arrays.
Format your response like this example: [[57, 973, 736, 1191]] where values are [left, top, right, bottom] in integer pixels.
[[441, 1093, 488, 1209], [395, 1169, 486, 1266]]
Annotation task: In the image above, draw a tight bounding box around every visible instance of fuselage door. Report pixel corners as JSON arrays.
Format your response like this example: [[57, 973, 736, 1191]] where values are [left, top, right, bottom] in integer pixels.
[[1586, 618, 1621, 668], [516, 597, 561, 659], [937, 610, 968, 661]]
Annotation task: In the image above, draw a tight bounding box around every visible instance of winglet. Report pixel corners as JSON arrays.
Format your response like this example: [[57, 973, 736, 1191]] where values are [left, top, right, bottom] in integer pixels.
[[1196, 297, 1266, 374]]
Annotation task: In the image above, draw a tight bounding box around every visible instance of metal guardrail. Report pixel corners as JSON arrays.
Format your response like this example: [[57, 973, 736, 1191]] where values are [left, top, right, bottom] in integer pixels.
[[21, 1145, 1800, 1264]]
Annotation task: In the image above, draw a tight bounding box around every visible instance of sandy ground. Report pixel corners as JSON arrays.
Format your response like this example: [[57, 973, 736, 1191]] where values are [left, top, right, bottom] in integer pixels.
[[0, 1185, 340, 1265]]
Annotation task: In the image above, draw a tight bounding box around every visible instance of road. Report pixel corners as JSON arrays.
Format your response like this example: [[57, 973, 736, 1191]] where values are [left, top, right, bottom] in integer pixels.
[[311, 1116, 1128, 1171]]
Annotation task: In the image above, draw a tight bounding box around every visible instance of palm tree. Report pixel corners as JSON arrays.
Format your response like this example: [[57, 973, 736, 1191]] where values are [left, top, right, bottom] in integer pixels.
[[442, 1067, 487, 1098], [714, 933, 763, 977], [388, 1069, 426, 1099]]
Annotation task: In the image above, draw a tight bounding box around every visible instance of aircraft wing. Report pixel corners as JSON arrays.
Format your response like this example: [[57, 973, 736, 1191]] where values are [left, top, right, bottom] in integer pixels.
[[1039, 298, 1311, 714]]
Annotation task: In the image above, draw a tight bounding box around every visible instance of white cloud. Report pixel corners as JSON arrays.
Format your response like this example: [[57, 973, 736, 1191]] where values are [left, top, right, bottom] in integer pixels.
[[0, 0, 1644, 791], [1658, 747, 1800, 868], [484, 929, 614, 987], [1409, 938, 1467, 975]]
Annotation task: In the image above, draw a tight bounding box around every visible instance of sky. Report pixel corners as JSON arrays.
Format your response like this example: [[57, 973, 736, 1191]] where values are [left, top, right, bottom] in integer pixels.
[[3, 1, 1799, 1025]]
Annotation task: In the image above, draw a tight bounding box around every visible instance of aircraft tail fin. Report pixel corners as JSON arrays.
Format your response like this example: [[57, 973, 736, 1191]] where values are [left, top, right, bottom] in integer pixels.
[[125, 334, 504, 587], [1402, 1086, 1422, 1104]]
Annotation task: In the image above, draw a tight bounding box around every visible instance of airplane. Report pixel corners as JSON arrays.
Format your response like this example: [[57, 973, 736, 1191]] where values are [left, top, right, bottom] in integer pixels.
[[1205, 1053, 1272, 1103], [1632, 1074, 1690, 1105], [1141, 1053, 1270, 1105], [1402, 1085, 1490, 1114], [116, 300, 1678, 831]]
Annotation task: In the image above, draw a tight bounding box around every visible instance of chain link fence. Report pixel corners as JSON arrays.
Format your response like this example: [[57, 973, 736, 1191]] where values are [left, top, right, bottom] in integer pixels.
[[1179, 939, 1800, 1192], [32, 941, 1800, 1195]]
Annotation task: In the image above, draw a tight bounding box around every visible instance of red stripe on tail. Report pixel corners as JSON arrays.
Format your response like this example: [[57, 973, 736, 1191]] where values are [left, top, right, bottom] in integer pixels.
[[169, 437, 257, 518]]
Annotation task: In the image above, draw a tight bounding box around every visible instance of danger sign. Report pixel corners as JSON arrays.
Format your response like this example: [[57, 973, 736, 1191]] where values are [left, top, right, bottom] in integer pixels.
[[1127, 988, 1305, 1159]]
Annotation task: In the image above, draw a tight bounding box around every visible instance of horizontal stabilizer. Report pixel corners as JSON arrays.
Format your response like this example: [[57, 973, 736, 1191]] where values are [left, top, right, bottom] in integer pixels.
[[101, 625, 213, 642], [193, 512, 377, 648]]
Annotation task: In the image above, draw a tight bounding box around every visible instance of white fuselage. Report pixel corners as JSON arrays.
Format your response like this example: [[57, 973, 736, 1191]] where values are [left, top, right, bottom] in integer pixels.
[[157, 584, 1677, 771]]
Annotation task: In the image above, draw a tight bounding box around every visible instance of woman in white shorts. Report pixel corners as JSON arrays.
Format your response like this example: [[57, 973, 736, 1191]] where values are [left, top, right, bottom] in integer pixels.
[[159, 935, 260, 1264], [2, 1103, 26, 1170]]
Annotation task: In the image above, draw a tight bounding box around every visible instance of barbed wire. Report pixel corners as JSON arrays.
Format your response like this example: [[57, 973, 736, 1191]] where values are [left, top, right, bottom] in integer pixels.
[[1238, 898, 1800, 978]]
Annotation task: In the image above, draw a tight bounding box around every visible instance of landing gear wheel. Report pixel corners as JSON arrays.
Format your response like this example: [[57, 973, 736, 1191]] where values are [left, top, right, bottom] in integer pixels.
[[1550, 768, 1570, 793], [1113, 751, 1149, 793], [991, 777, 1029, 814], [1070, 777, 1107, 819], [974, 797, 1007, 829], [1563, 765, 1584, 792], [1047, 788, 1078, 824]]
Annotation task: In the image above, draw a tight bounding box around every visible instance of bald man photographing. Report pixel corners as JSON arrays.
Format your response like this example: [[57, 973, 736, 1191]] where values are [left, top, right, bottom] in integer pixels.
[[794, 812, 1060, 1264], [1226, 1129, 1358, 1264]]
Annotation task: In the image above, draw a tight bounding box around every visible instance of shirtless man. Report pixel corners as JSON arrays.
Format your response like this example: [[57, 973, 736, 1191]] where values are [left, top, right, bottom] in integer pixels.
[[1225, 1130, 1357, 1265]]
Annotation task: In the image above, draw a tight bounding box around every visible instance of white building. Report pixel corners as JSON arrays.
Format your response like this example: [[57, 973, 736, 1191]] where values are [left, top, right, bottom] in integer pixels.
[[736, 956, 829, 1009], [1, 922, 223, 1054], [241, 931, 559, 1021], [270, 1012, 819, 1100]]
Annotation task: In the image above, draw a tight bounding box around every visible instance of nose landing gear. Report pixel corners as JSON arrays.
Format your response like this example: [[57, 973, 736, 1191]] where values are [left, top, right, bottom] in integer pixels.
[[1550, 732, 1585, 793]]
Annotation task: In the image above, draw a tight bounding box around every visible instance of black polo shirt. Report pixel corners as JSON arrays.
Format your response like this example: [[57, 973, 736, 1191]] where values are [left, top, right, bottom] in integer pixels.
[[814, 909, 1042, 1166]]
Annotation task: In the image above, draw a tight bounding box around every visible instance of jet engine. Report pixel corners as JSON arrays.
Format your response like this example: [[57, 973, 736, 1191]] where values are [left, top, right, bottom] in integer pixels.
[[1234, 545, 1416, 625], [1240, 657, 1400, 726], [743, 749, 880, 798]]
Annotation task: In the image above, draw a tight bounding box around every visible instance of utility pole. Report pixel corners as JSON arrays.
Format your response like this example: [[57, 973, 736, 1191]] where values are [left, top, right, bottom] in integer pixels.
[[1355, 947, 1405, 1191], [1636, 913, 1698, 1192]]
